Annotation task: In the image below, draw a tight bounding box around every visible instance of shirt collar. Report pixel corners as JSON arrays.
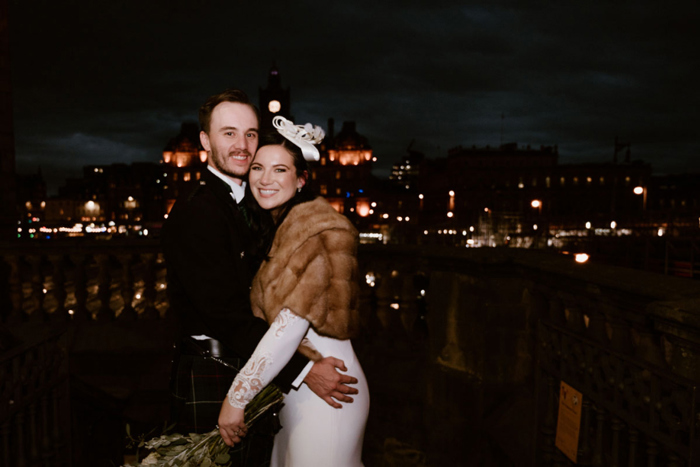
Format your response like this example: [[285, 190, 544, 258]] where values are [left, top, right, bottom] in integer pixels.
[[207, 166, 246, 203]]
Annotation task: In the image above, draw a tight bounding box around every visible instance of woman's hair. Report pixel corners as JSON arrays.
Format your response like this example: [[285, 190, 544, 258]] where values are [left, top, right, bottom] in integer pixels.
[[245, 129, 316, 262]]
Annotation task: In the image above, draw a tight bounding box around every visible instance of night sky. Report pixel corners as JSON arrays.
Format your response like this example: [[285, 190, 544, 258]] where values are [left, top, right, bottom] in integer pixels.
[[9, 0, 699, 194]]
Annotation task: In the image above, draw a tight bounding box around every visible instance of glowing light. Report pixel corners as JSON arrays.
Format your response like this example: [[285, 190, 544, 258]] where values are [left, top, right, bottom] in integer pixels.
[[533, 224, 538, 230], [371, 202, 377, 207], [424, 230, 428, 235], [68, 310, 74, 316], [418, 194, 424, 200], [449, 190, 455, 197], [462, 230, 467, 236], [610, 221, 617, 229], [633, 186, 644, 195], [585, 222, 592, 229], [397, 216, 403, 221], [420, 290, 426, 297], [575, 253, 590, 264], [405, 216, 410, 221], [135, 294, 142, 300], [469, 226, 475, 232], [382, 213, 389, 219], [484, 207, 489, 212], [390, 303, 400, 310], [531, 200, 541, 208], [447, 212, 454, 218], [365, 273, 375, 286], [369, 209, 374, 214], [467, 239, 475, 245], [657, 227, 665, 237]]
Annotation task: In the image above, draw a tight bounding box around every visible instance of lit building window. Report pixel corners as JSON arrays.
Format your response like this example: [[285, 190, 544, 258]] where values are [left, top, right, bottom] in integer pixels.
[[336, 171, 341, 180], [560, 177, 565, 186], [599, 176, 605, 184], [320, 185, 327, 195], [545, 177, 551, 188], [184, 172, 191, 182], [173, 173, 179, 181]]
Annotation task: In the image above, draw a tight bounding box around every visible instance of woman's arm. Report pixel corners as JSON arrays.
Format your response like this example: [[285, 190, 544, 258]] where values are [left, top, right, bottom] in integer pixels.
[[218, 308, 310, 446]]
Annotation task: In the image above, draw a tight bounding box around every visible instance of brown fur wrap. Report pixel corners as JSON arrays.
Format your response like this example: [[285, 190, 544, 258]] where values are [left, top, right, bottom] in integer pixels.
[[250, 197, 360, 361]]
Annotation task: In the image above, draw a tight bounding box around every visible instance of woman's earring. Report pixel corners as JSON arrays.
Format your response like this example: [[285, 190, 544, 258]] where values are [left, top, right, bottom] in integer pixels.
[[297, 187, 302, 193]]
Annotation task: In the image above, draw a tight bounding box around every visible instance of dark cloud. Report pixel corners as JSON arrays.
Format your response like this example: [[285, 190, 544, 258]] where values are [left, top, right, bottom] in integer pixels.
[[9, 0, 700, 193]]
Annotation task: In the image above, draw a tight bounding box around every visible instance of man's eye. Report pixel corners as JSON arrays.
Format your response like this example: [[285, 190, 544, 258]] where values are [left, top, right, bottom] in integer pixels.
[[225, 132, 234, 136], [246, 133, 257, 138]]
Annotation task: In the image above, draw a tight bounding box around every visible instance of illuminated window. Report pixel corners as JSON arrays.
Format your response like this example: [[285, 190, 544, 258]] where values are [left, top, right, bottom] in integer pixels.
[[625, 176, 630, 186], [586, 177, 592, 185], [599, 176, 605, 184], [320, 184, 327, 195], [560, 177, 565, 186], [545, 177, 551, 188], [335, 171, 341, 180], [321, 158, 326, 166], [573, 177, 579, 186], [311, 171, 317, 180], [184, 172, 191, 182], [173, 173, 179, 181], [196, 172, 201, 180], [336, 188, 341, 195]]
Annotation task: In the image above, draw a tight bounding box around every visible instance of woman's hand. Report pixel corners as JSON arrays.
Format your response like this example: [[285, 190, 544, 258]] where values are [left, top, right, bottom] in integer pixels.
[[218, 400, 248, 447]]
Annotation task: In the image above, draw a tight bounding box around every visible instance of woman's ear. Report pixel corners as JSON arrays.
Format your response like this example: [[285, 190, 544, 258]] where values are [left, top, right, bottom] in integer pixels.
[[297, 170, 309, 190]]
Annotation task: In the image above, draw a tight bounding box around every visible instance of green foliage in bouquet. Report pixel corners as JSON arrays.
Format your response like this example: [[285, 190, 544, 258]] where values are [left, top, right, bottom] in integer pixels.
[[123, 384, 283, 467]]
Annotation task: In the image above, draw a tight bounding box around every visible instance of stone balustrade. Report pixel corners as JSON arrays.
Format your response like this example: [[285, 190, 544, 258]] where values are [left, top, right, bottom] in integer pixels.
[[2, 241, 700, 465]]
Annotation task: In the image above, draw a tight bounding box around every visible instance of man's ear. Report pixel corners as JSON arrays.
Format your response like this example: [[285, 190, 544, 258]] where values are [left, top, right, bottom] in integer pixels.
[[200, 131, 211, 152]]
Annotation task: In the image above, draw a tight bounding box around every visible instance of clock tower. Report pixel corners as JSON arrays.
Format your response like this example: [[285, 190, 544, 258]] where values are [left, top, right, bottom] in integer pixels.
[[259, 63, 291, 130]]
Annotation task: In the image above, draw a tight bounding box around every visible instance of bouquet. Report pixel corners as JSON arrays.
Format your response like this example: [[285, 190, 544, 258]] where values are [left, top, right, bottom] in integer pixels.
[[123, 384, 283, 467]]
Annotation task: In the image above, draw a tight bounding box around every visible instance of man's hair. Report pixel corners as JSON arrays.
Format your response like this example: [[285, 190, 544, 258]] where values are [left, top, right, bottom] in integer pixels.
[[198, 88, 260, 133]]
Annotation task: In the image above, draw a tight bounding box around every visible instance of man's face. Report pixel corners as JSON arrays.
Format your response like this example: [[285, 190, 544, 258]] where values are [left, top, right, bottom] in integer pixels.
[[200, 102, 259, 185]]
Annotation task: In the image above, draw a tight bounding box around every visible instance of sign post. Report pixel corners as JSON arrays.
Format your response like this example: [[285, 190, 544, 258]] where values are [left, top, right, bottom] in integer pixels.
[[555, 380, 583, 463]]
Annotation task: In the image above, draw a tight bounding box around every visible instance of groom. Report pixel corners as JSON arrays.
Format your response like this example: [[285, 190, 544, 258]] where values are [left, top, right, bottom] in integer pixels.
[[162, 89, 358, 459]]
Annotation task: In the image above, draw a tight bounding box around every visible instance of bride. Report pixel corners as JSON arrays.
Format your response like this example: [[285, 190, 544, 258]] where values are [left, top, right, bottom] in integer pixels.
[[218, 116, 369, 466]]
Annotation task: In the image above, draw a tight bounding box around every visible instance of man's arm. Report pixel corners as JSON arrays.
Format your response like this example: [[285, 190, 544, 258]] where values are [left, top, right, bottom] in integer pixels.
[[304, 357, 359, 408]]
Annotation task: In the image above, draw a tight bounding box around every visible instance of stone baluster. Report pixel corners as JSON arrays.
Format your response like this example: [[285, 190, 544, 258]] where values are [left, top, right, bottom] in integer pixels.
[[398, 272, 417, 337], [627, 428, 639, 467], [118, 253, 136, 320], [28, 404, 38, 463], [666, 452, 683, 467], [604, 311, 634, 355], [633, 326, 665, 369], [548, 297, 566, 325], [48, 254, 67, 320], [584, 307, 608, 345], [141, 253, 158, 319], [664, 334, 700, 382], [95, 254, 112, 321], [577, 399, 593, 465], [4, 254, 23, 324], [15, 411, 26, 467], [40, 395, 51, 463], [610, 417, 623, 467], [591, 406, 605, 467], [540, 375, 558, 465], [1, 420, 10, 466], [646, 439, 658, 467], [436, 274, 467, 371], [27, 255, 46, 322], [70, 254, 89, 321]]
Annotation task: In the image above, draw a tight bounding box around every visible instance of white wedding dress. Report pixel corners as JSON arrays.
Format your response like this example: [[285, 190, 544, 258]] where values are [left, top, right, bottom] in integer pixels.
[[228, 308, 369, 467]]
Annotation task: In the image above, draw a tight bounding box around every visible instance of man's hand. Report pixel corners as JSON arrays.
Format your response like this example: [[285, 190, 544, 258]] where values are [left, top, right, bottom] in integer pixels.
[[304, 356, 359, 409], [218, 400, 248, 447]]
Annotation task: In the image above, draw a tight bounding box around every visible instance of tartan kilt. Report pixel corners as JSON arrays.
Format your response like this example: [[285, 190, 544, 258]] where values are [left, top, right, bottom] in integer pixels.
[[170, 353, 277, 467]]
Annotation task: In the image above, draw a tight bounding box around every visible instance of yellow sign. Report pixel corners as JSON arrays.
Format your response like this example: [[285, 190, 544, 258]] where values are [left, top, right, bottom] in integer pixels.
[[555, 380, 583, 463]]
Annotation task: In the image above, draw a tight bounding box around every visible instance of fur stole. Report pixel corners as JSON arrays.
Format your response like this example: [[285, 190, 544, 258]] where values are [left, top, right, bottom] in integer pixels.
[[250, 197, 360, 361]]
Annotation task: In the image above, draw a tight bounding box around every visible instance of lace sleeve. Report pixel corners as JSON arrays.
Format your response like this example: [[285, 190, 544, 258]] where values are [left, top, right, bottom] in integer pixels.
[[227, 308, 310, 408]]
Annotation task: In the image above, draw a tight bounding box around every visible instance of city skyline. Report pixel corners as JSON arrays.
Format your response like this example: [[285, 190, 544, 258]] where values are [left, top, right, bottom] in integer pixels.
[[9, 0, 699, 194]]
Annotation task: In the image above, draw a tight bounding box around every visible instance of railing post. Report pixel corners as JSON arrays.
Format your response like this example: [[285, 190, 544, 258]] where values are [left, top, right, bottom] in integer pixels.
[[95, 254, 112, 321], [27, 255, 46, 322], [118, 253, 137, 320], [70, 253, 89, 321], [5, 254, 22, 324], [49, 254, 67, 320], [141, 253, 158, 319]]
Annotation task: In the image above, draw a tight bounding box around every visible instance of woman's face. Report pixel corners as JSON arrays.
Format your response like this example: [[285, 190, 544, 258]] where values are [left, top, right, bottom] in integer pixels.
[[249, 145, 306, 219]]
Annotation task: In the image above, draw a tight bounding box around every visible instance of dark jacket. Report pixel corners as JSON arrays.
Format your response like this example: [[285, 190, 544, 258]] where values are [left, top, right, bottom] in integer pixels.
[[162, 168, 307, 391]]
